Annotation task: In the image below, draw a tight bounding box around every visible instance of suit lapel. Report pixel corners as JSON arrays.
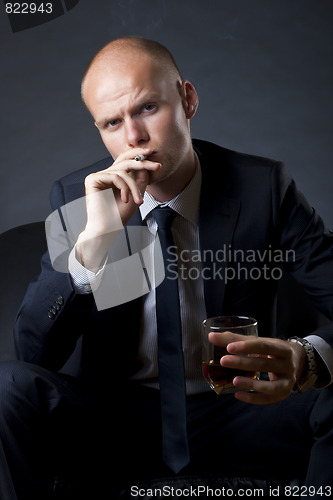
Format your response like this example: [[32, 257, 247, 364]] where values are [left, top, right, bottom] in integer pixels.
[[195, 142, 240, 318]]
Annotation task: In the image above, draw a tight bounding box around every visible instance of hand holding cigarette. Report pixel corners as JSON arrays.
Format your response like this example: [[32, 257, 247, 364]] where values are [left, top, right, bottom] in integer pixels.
[[84, 147, 160, 207], [75, 148, 161, 270]]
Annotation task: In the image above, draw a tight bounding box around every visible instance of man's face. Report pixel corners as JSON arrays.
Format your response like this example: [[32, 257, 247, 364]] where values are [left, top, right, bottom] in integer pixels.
[[83, 54, 195, 187]]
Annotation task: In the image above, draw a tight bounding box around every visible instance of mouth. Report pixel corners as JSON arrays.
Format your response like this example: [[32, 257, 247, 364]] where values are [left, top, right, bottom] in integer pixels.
[[147, 151, 157, 160]]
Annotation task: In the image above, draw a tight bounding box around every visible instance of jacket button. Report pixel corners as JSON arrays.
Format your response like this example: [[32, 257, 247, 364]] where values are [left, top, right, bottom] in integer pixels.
[[56, 296, 64, 306], [48, 310, 55, 319]]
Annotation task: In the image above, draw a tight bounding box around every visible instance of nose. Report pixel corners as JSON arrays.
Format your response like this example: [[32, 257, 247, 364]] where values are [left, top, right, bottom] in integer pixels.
[[125, 118, 150, 148]]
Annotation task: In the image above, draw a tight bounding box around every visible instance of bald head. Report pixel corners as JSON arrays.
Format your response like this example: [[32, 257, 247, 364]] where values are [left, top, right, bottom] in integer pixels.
[[81, 37, 182, 105]]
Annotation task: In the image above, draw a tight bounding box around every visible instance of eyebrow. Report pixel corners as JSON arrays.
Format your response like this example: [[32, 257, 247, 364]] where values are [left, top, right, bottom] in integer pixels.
[[95, 117, 118, 128], [95, 92, 162, 128]]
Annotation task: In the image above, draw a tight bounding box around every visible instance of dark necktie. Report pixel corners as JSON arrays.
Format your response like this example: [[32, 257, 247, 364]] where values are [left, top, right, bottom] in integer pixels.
[[151, 207, 190, 474]]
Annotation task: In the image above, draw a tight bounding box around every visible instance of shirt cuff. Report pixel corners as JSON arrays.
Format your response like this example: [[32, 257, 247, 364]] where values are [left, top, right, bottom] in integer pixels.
[[68, 247, 106, 294], [305, 335, 333, 388]]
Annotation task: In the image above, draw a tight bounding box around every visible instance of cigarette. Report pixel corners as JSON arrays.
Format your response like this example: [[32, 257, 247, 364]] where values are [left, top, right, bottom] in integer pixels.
[[134, 155, 146, 161]]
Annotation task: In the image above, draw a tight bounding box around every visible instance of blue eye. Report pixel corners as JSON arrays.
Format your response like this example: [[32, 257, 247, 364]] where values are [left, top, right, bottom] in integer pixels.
[[108, 119, 119, 127], [143, 104, 156, 112]]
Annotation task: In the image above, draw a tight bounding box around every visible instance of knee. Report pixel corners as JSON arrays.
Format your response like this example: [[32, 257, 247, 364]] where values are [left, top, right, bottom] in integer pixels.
[[0, 361, 25, 422], [0, 360, 23, 388]]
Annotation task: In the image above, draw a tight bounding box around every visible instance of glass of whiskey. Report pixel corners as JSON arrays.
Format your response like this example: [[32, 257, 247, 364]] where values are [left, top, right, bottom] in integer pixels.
[[202, 316, 259, 395]]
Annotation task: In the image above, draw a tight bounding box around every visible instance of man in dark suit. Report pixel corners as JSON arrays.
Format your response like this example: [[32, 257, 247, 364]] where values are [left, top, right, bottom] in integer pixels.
[[1, 37, 333, 499]]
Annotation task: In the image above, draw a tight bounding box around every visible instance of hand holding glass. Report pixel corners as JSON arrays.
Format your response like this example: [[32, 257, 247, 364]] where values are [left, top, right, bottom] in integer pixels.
[[202, 316, 260, 395]]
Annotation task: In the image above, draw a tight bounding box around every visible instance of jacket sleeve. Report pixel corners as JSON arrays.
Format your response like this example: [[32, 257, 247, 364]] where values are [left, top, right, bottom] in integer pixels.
[[14, 180, 95, 371], [272, 163, 333, 347]]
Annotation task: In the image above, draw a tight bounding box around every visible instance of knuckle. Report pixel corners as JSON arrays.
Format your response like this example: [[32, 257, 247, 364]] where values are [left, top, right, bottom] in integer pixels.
[[85, 173, 94, 184], [287, 344, 295, 358], [84, 173, 100, 189], [281, 378, 294, 396]]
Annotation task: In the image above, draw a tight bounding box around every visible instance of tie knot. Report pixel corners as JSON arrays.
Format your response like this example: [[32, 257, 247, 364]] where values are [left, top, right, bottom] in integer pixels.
[[151, 207, 177, 230]]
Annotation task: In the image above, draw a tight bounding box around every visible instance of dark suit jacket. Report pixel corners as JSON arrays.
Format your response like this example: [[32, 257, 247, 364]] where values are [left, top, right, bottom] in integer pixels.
[[14, 139, 333, 390]]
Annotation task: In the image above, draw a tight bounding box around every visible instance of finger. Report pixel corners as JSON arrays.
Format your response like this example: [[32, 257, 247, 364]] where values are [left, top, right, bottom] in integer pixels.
[[106, 159, 161, 176], [208, 331, 258, 347], [111, 171, 144, 204], [227, 338, 293, 359], [108, 174, 132, 203], [232, 377, 293, 405], [115, 147, 152, 163], [234, 375, 291, 398], [87, 171, 142, 204], [221, 354, 290, 376]]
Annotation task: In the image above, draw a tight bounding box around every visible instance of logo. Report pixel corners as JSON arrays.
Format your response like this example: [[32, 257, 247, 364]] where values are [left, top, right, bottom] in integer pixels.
[[4, 0, 81, 33], [45, 190, 165, 311]]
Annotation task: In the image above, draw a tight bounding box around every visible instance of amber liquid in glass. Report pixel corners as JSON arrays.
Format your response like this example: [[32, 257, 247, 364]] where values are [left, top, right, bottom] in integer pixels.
[[202, 360, 258, 395]]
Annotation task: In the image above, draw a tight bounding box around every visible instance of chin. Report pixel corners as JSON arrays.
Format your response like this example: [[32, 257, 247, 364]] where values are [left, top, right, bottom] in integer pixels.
[[147, 168, 167, 186]]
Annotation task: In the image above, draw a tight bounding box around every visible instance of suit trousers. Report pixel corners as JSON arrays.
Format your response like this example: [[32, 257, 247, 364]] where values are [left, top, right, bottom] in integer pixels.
[[0, 360, 333, 499]]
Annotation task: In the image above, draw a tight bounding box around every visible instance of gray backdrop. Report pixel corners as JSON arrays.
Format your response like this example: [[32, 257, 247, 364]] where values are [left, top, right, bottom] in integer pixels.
[[1, 0, 332, 234]]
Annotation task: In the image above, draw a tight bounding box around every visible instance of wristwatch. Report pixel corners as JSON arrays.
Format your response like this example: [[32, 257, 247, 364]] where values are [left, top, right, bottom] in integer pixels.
[[288, 337, 318, 393]]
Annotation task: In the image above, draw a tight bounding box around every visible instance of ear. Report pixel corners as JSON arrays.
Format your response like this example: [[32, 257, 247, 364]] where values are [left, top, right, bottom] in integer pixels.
[[179, 80, 199, 119]]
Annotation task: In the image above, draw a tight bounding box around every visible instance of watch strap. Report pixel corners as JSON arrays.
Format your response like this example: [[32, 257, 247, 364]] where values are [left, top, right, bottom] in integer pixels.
[[288, 337, 318, 393]]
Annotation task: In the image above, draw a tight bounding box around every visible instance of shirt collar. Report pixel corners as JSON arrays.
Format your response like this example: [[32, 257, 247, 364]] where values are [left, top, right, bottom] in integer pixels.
[[139, 152, 202, 225]]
